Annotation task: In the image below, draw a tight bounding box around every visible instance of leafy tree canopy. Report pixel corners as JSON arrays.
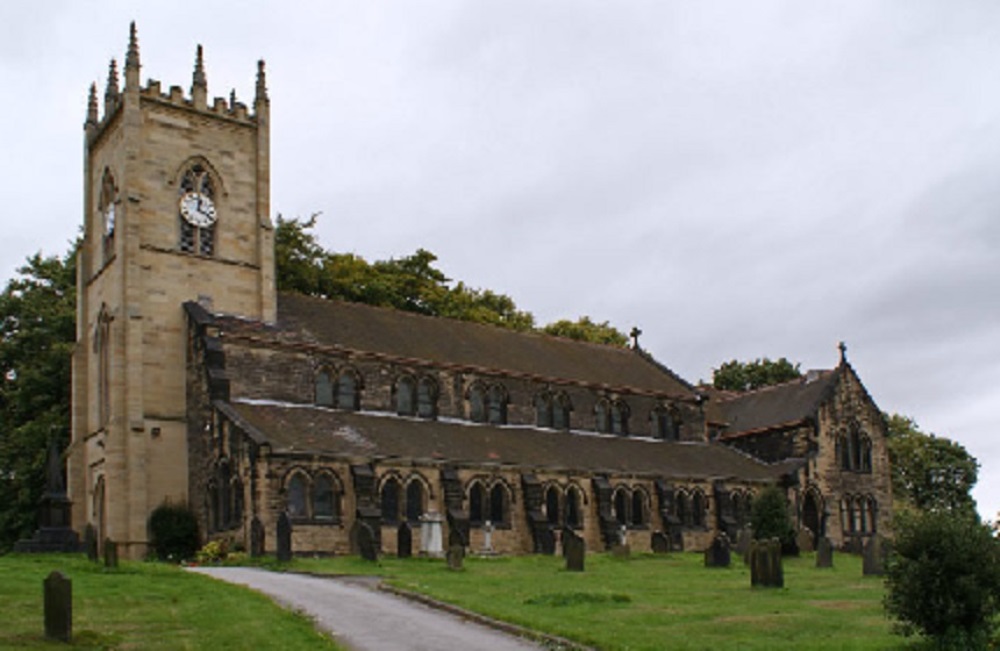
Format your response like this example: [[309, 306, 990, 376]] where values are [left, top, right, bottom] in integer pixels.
[[886, 413, 979, 518], [0, 249, 76, 551], [543, 317, 629, 347], [750, 484, 795, 549], [712, 357, 802, 392]]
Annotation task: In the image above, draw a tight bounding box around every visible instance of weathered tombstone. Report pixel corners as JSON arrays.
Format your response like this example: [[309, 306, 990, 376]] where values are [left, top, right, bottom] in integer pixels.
[[704, 533, 731, 568], [249, 517, 265, 558], [651, 531, 670, 554], [447, 543, 465, 570], [397, 522, 413, 559], [564, 529, 585, 572], [735, 526, 753, 563], [796, 527, 815, 553], [419, 511, 444, 558], [862, 536, 886, 576], [610, 524, 630, 558], [357, 522, 378, 562], [83, 524, 98, 563], [816, 536, 834, 568], [103, 539, 118, 568], [448, 525, 466, 550], [749, 538, 784, 588], [44, 571, 72, 642], [480, 520, 495, 556], [276, 512, 292, 562]]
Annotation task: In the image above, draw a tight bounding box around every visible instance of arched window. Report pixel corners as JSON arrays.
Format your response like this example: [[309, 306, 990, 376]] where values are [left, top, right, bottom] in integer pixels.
[[314, 473, 339, 521], [405, 480, 425, 523], [861, 436, 873, 472], [468, 384, 487, 423], [611, 400, 629, 436], [417, 377, 438, 419], [489, 483, 510, 526], [395, 376, 416, 416], [839, 435, 852, 470], [380, 477, 401, 525], [850, 428, 863, 470], [595, 399, 612, 433], [488, 384, 508, 425], [613, 488, 629, 526], [98, 168, 117, 263], [535, 392, 553, 428], [631, 489, 648, 527], [315, 370, 334, 407], [866, 496, 878, 534], [545, 485, 561, 526], [337, 369, 360, 411], [553, 393, 572, 430], [286, 472, 308, 519], [651, 405, 680, 440], [178, 162, 217, 256], [691, 491, 705, 527], [676, 491, 691, 526], [469, 481, 486, 525], [565, 486, 583, 528], [95, 308, 112, 427]]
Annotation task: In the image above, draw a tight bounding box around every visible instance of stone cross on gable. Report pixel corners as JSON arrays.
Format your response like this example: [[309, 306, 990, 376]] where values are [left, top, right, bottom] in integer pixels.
[[630, 327, 642, 349]]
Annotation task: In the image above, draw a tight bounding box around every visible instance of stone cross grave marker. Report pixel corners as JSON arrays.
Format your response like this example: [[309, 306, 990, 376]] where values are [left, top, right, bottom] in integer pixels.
[[816, 536, 834, 568], [276, 512, 292, 562], [749, 538, 784, 588], [481, 520, 495, 555], [44, 571, 72, 642], [704, 533, 731, 568], [397, 522, 412, 558], [651, 531, 670, 554], [564, 529, 585, 572]]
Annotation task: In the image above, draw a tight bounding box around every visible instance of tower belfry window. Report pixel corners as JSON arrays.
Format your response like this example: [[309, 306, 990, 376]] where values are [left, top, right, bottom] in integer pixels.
[[178, 163, 217, 255], [98, 169, 117, 264]]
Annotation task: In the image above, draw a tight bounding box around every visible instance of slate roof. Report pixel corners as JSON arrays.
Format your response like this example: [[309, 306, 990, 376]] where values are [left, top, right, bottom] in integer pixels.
[[218, 399, 783, 482], [215, 292, 695, 398], [707, 369, 839, 437]]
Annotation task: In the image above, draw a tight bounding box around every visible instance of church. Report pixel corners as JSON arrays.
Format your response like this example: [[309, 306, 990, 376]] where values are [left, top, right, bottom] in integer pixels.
[[68, 25, 892, 559]]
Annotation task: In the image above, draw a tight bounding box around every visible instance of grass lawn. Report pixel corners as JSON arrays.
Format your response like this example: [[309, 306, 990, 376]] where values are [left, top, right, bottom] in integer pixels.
[[0, 553, 340, 650], [292, 551, 914, 651]]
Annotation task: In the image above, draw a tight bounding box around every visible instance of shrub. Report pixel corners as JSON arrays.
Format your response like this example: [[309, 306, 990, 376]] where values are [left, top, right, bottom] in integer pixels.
[[750, 485, 794, 551], [885, 511, 1000, 648], [196, 539, 229, 564], [148, 503, 200, 562]]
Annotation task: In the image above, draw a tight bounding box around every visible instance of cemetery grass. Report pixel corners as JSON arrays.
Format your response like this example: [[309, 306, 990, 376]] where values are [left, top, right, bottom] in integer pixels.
[[294, 552, 910, 651], [0, 553, 340, 650]]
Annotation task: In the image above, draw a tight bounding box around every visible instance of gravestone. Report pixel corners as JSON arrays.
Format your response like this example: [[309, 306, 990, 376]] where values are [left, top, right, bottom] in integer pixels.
[[397, 522, 413, 559], [447, 543, 465, 570], [250, 517, 265, 558], [103, 539, 118, 568], [862, 536, 886, 576], [13, 438, 81, 553], [479, 520, 497, 556], [448, 525, 466, 550], [749, 538, 784, 588], [44, 571, 72, 642], [735, 526, 753, 563], [357, 522, 378, 561], [795, 527, 815, 553], [419, 511, 444, 558], [564, 529, 585, 572], [704, 533, 731, 568], [276, 512, 292, 562], [816, 536, 834, 568], [651, 531, 670, 554], [83, 524, 98, 563]]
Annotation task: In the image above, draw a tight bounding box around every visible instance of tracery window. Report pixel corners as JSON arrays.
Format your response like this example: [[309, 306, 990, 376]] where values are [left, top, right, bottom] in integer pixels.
[[468, 383, 487, 423], [313, 473, 339, 521], [565, 486, 583, 528], [489, 483, 510, 526], [650, 405, 680, 440], [536, 391, 572, 430], [596, 399, 629, 435], [178, 163, 216, 256], [631, 489, 648, 527], [337, 369, 360, 411], [488, 384, 508, 425], [613, 488, 629, 526], [535, 392, 554, 428], [545, 485, 562, 526], [380, 477, 401, 524], [286, 472, 308, 519], [98, 169, 117, 263], [691, 490, 706, 527], [469, 481, 486, 525], [395, 375, 416, 416], [405, 479, 426, 523], [315, 369, 334, 407], [552, 393, 571, 430], [417, 377, 438, 419]]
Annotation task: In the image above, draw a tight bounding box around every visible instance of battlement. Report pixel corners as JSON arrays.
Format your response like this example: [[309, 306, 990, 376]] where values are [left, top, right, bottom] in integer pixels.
[[85, 22, 267, 143]]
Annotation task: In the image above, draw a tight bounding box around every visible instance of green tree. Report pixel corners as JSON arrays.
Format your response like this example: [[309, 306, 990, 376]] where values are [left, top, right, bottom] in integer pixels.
[[712, 357, 802, 391], [542, 317, 628, 346], [885, 510, 1000, 647], [0, 249, 76, 551], [750, 484, 794, 549], [886, 413, 978, 517]]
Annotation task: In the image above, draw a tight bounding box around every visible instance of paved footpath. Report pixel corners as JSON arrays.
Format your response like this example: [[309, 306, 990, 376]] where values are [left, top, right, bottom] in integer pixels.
[[188, 567, 544, 651]]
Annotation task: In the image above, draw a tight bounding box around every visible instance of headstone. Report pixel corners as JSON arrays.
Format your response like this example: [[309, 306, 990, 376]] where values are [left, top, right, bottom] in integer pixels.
[[816, 536, 834, 568], [735, 526, 753, 563], [44, 571, 71, 642], [397, 522, 413, 559], [862, 536, 886, 576], [564, 529, 585, 572], [749, 538, 784, 588], [84, 524, 98, 563], [448, 525, 466, 550], [704, 533, 731, 568], [447, 543, 465, 570], [250, 517, 265, 558], [796, 527, 815, 553], [276, 512, 292, 562], [13, 438, 81, 553], [357, 521, 378, 562], [419, 511, 444, 558], [651, 531, 670, 554], [103, 539, 118, 568], [480, 520, 495, 555]]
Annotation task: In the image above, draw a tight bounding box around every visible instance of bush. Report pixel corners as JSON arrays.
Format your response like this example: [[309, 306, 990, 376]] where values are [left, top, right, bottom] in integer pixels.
[[750, 485, 795, 551], [148, 503, 200, 562], [885, 511, 1000, 648]]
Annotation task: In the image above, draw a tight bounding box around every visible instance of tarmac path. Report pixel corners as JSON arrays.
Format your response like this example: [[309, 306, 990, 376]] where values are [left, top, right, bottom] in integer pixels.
[[188, 566, 545, 651]]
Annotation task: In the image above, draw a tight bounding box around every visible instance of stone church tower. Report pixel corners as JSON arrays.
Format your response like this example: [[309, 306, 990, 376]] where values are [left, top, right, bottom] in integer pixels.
[[68, 24, 275, 558]]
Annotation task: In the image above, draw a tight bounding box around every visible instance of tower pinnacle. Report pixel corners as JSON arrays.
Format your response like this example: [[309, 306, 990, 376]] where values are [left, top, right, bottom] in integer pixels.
[[192, 45, 207, 90], [86, 83, 98, 127], [255, 59, 268, 104], [104, 59, 120, 117], [125, 21, 140, 89]]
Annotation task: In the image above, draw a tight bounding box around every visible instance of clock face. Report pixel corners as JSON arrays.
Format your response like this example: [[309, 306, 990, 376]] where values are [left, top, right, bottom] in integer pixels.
[[179, 192, 217, 228], [104, 203, 116, 235]]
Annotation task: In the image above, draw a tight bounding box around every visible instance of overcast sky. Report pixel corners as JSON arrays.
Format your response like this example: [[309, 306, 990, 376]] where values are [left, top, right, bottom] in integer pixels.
[[2, 1, 999, 520]]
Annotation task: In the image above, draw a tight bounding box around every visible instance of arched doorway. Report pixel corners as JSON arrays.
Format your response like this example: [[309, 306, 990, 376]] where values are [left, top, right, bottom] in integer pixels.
[[801, 489, 822, 546]]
